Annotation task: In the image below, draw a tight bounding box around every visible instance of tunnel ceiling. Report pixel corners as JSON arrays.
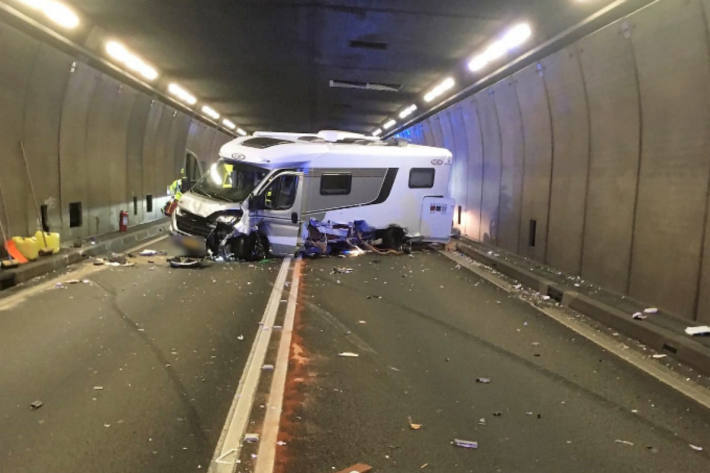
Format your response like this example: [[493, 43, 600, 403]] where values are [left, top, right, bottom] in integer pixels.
[[68, 0, 602, 134]]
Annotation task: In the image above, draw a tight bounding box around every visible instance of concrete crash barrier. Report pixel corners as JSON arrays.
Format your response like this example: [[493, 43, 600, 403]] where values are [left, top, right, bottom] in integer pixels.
[[0, 220, 169, 292], [456, 240, 710, 376]]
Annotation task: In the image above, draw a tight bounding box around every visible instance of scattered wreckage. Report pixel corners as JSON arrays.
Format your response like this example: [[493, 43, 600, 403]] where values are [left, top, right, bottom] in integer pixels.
[[170, 130, 455, 261]]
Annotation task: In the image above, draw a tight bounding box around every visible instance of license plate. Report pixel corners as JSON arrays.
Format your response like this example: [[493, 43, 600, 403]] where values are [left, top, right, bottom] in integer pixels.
[[182, 236, 204, 251]]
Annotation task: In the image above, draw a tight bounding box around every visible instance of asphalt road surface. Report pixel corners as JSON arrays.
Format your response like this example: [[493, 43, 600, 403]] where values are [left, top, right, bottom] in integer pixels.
[[1, 243, 709, 473], [0, 238, 282, 473], [275, 250, 710, 473]]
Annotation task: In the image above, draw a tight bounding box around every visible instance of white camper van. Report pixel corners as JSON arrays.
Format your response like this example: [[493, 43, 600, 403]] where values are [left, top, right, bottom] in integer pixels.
[[170, 130, 454, 259]]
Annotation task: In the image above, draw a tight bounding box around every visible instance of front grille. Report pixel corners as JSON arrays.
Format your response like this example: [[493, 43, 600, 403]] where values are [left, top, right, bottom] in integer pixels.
[[176, 210, 213, 238]]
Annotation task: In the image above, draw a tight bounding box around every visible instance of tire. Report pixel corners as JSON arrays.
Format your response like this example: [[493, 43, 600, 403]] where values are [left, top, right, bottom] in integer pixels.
[[382, 227, 405, 251], [234, 233, 269, 261]]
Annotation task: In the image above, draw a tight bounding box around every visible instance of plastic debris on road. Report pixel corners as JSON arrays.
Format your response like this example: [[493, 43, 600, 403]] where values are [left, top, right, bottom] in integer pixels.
[[331, 266, 354, 274], [475, 377, 491, 384], [685, 325, 710, 336], [643, 307, 658, 314], [632, 312, 647, 320], [262, 364, 274, 371], [334, 463, 373, 473], [652, 354, 667, 359], [244, 433, 259, 443], [167, 256, 203, 268], [614, 439, 634, 446], [139, 249, 160, 256], [408, 416, 423, 430], [452, 439, 478, 449], [689, 444, 704, 452], [30, 400, 43, 410], [338, 352, 359, 358]]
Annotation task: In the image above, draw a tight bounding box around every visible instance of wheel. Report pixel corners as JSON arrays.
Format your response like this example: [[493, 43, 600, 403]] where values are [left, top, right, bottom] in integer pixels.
[[234, 233, 269, 261], [382, 227, 405, 251]]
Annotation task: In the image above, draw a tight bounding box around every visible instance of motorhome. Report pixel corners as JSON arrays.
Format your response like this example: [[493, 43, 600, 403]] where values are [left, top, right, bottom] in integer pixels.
[[170, 130, 454, 259]]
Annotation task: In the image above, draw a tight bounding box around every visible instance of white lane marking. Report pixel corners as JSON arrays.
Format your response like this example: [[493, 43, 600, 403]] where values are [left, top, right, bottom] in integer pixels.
[[209, 257, 292, 473], [254, 257, 302, 473], [442, 250, 710, 410], [0, 235, 168, 312]]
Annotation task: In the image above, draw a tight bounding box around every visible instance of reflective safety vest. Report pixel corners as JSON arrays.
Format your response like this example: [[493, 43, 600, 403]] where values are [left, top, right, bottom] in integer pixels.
[[168, 179, 183, 200]]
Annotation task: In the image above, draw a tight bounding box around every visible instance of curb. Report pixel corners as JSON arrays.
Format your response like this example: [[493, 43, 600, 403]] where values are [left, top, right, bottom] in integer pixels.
[[0, 220, 169, 291], [456, 240, 710, 376]]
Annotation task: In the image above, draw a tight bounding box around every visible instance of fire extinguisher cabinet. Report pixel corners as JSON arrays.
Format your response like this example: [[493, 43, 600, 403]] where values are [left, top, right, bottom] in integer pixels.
[[119, 211, 128, 232]]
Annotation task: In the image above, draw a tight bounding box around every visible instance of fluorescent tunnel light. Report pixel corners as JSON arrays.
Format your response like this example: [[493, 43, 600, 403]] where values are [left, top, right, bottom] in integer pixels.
[[372, 128, 382, 137], [237, 128, 248, 136], [18, 0, 80, 29], [168, 83, 197, 106], [468, 22, 532, 73], [423, 77, 455, 103], [202, 105, 220, 120], [399, 104, 418, 120], [222, 119, 236, 130], [383, 119, 396, 130], [105, 41, 158, 81]]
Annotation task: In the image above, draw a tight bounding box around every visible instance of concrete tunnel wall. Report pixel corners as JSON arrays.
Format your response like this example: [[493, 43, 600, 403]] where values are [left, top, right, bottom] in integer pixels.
[[0, 20, 232, 243], [399, 0, 710, 324]]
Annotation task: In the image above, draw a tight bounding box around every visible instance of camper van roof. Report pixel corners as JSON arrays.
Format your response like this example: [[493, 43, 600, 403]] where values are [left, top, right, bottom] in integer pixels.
[[218, 132, 451, 170]]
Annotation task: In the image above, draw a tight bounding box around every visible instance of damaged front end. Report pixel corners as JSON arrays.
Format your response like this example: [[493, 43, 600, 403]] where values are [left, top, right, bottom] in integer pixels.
[[172, 202, 266, 261]]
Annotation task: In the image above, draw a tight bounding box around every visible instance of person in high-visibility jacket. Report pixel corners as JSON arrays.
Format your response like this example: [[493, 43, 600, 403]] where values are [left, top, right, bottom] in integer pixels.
[[168, 168, 187, 201]]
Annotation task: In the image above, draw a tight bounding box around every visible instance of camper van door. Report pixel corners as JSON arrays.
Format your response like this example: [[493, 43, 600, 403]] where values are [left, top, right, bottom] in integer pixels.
[[254, 171, 304, 256]]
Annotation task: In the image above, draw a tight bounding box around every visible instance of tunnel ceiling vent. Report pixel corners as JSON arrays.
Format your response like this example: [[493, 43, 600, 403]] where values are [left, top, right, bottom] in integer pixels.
[[329, 80, 401, 92], [349, 39, 388, 50]]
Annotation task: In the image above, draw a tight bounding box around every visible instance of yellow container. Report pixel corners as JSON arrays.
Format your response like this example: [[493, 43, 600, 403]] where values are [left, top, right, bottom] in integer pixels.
[[11, 236, 40, 261], [34, 231, 61, 254]]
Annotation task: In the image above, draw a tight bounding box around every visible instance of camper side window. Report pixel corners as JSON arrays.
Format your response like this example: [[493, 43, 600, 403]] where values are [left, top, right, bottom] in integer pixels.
[[264, 175, 299, 210], [320, 174, 352, 195], [409, 168, 435, 188]]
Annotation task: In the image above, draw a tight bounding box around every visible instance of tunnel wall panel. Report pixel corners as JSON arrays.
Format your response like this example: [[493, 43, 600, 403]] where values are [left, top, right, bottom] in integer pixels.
[[461, 98, 484, 240], [543, 47, 590, 275], [493, 80, 525, 254], [629, 0, 710, 319], [578, 22, 640, 295], [477, 91, 502, 244], [400, 0, 710, 321], [448, 105, 469, 234], [515, 65, 553, 263], [0, 21, 231, 242]]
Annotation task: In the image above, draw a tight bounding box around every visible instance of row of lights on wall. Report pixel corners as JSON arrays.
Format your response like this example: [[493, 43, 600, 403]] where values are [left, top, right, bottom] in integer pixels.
[[15, 0, 247, 137], [372, 22, 533, 137]]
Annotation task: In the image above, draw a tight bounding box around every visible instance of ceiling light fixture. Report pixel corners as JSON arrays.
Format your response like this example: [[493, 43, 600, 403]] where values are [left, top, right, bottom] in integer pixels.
[[399, 104, 418, 120], [236, 128, 248, 136], [423, 77, 455, 103], [383, 119, 396, 130], [468, 22, 532, 73], [18, 0, 79, 29], [222, 119, 236, 130], [167, 83, 197, 106], [105, 41, 158, 81], [202, 105, 220, 120], [372, 128, 382, 137]]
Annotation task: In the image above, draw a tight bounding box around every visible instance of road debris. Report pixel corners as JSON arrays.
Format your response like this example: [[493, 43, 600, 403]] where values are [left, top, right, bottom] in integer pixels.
[[108, 253, 127, 265], [475, 377, 491, 384], [492, 411, 503, 417], [358, 320, 367, 324], [338, 352, 359, 358], [651, 354, 667, 359], [331, 266, 354, 274], [334, 463, 372, 473], [452, 438, 478, 449], [689, 444, 704, 452], [237, 334, 244, 341], [93, 386, 104, 391], [420, 463, 429, 469], [168, 256, 203, 268], [366, 295, 383, 300], [685, 325, 710, 336], [276, 440, 287, 446], [614, 439, 634, 446], [244, 433, 259, 443], [643, 307, 658, 314], [632, 312, 647, 320], [408, 416, 423, 430], [30, 400, 43, 410], [262, 364, 274, 371], [139, 249, 159, 257]]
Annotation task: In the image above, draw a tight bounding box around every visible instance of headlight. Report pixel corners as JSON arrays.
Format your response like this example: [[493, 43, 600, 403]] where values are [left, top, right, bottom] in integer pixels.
[[216, 215, 238, 225]]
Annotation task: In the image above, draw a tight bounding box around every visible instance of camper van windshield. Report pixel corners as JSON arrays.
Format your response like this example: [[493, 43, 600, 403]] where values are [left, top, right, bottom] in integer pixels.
[[191, 161, 269, 202]]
